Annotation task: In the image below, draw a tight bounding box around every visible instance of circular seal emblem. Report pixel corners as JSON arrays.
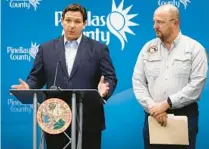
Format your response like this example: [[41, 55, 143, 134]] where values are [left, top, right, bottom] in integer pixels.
[[37, 98, 71, 134]]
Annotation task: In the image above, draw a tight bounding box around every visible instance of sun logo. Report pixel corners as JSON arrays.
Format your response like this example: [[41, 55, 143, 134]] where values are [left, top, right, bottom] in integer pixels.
[[158, 0, 191, 9], [29, 42, 39, 59], [179, 0, 191, 9], [29, 0, 42, 11], [107, 0, 139, 51]]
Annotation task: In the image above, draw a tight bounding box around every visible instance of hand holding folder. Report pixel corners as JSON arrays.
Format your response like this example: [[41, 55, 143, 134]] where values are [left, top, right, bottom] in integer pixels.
[[148, 114, 189, 145]]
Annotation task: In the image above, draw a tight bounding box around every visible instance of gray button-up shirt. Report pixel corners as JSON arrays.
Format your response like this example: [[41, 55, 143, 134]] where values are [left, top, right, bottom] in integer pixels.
[[132, 32, 208, 112]]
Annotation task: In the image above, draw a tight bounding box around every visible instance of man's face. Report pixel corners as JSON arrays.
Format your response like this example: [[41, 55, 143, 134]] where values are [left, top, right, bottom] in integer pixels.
[[153, 12, 175, 41], [61, 11, 86, 40]]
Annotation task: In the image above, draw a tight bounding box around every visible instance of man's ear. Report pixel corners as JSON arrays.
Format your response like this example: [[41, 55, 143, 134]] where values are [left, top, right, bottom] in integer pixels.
[[175, 20, 179, 25]]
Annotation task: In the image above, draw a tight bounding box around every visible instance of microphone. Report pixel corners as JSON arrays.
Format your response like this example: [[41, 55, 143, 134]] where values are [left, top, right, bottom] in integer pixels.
[[50, 61, 60, 90]]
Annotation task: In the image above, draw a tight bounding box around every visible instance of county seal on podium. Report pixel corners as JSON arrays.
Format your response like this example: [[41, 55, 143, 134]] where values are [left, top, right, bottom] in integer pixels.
[[37, 98, 72, 134]]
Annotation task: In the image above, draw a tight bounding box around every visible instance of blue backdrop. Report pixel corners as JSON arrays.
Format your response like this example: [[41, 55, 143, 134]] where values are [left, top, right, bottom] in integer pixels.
[[1, 0, 209, 149]]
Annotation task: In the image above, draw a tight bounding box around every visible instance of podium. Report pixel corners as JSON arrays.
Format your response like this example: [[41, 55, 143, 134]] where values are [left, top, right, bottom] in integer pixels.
[[10, 89, 104, 149]]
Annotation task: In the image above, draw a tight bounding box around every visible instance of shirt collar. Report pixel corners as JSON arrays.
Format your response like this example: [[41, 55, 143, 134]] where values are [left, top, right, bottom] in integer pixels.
[[159, 31, 182, 47], [173, 31, 181, 46], [64, 34, 82, 46]]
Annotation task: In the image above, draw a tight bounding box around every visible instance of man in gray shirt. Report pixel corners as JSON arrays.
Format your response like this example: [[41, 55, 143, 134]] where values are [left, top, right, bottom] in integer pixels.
[[132, 4, 208, 149]]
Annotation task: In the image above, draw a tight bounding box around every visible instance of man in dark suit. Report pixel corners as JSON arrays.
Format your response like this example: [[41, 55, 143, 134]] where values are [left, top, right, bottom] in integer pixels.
[[12, 4, 117, 149]]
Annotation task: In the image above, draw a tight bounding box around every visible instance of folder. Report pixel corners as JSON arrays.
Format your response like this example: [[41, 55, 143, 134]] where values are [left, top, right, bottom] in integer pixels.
[[148, 114, 189, 145]]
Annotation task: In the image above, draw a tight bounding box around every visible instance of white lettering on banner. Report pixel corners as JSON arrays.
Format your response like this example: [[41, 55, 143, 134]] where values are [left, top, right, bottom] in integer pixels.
[[54, 0, 139, 51], [8, 98, 32, 113], [7, 0, 42, 11], [158, 0, 191, 9], [55, 11, 111, 45], [83, 29, 110, 45], [87, 12, 106, 27], [55, 11, 62, 26], [10, 106, 32, 113], [54, 11, 107, 27], [10, 54, 31, 61], [6, 42, 39, 62], [8, 98, 21, 105], [7, 47, 29, 54], [9, 1, 30, 9]]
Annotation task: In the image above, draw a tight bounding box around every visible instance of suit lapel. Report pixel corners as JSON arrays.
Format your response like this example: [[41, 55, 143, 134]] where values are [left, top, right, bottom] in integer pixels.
[[55, 36, 69, 79], [69, 35, 88, 80]]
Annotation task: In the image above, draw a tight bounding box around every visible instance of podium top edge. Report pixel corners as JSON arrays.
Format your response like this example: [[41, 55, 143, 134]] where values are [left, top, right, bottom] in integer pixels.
[[10, 89, 98, 92]]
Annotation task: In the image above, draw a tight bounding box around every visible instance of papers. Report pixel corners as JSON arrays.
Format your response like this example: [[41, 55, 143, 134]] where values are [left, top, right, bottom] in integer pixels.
[[148, 114, 189, 145]]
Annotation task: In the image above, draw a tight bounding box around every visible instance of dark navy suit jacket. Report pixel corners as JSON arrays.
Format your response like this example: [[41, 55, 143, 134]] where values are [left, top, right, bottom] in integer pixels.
[[26, 35, 117, 132]]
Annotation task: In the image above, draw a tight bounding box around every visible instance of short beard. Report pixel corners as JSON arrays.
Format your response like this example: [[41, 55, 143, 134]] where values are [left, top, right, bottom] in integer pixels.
[[156, 33, 165, 42]]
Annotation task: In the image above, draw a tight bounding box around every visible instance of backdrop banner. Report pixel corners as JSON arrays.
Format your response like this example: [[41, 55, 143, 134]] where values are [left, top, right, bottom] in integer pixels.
[[2, 0, 209, 148]]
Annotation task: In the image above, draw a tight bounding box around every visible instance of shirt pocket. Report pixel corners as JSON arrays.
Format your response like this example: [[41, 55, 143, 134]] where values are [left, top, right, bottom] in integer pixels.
[[173, 55, 191, 77], [143, 55, 161, 79]]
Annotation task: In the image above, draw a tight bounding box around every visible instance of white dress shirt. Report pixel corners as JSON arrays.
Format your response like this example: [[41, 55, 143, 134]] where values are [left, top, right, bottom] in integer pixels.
[[64, 35, 82, 76], [132, 32, 208, 111]]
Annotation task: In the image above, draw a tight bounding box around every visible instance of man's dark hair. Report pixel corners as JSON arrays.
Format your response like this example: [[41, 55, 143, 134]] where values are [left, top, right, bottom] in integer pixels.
[[62, 4, 87, 22]]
